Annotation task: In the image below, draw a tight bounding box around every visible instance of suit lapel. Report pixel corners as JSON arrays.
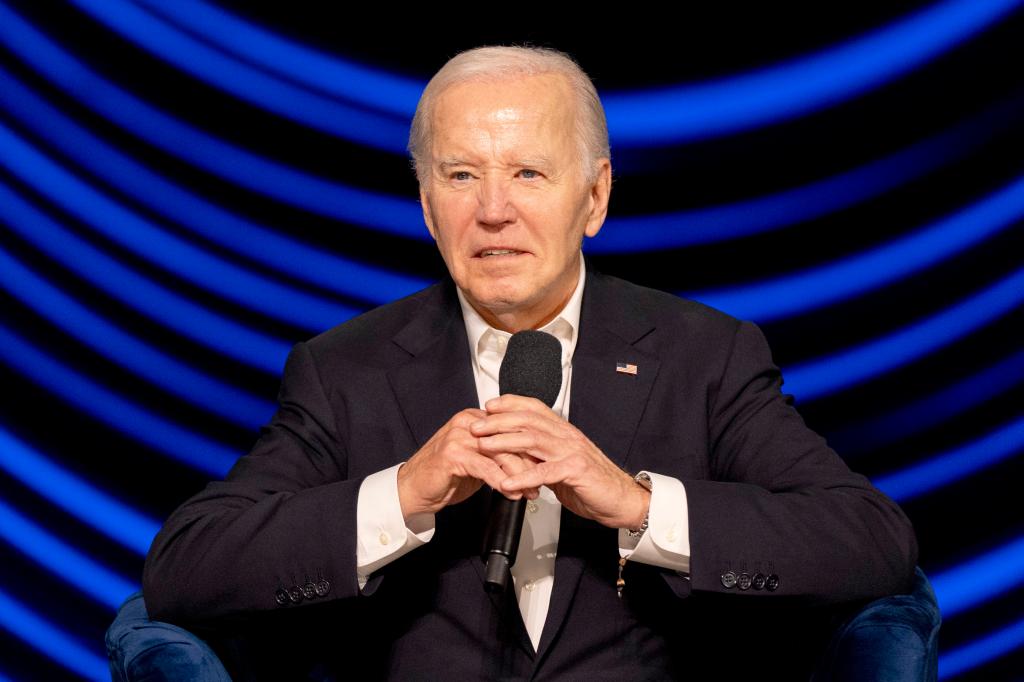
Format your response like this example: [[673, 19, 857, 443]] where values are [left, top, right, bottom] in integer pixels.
[[536, 267, 661, 662], [387, 280, 479, 447]]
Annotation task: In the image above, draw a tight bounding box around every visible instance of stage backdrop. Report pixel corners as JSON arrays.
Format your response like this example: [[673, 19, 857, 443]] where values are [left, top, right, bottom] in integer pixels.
[[1, 2, 1023, 679]]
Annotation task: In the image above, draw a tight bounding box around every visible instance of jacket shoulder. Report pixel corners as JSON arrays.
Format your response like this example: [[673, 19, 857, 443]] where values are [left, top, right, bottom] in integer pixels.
[[591, 270, 744, 337], [301, 281, 450, 366]]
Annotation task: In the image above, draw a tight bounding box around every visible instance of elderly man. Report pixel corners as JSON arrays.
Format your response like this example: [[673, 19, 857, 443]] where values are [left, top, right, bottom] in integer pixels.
[[142, 46, 917, 680]]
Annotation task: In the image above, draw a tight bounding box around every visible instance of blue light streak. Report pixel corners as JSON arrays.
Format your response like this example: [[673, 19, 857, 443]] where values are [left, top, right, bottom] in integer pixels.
[[0, 122, 359, 331], [939, 614, 1024, 678], [0, 180, 291, 374], [930, 536, 1024, 617], [143, 0, 1016, 145], [0, 587, 108, 681], [0, 4, 425, 236], [137, 0, 423, 117], [0, 65, 429, 303], [0, 499, 137, 609], [601, 0, 1020, 144], [689, 174, 1024, 321], [784, 266, 1024, 401], [593, 109, 1002, 251], [68, 0, 411, 152], [0, 426, 160, 555], [0, 323, 238, 476], [875, 416, 1024, 503], [0, 247, 273, 429], [833, 349, 1024, 455]]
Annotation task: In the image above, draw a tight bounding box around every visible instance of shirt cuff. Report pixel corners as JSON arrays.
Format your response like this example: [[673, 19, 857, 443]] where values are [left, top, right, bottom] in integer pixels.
[[356, 463, 435, 588], [618, 471, 690, 574]]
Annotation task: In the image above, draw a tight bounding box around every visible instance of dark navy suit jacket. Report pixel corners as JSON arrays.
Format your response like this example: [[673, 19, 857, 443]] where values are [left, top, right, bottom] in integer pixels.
[[143, 266, 917, 680]]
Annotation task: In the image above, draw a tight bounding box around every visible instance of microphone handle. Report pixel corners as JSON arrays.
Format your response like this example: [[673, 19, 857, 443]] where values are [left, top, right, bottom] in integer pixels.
[[483, 493, 527, 591]]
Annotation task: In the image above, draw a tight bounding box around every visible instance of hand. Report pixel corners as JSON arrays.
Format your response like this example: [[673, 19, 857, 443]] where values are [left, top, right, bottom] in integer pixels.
[[396, 408, 538, 520], [470, 395, 650, 530]]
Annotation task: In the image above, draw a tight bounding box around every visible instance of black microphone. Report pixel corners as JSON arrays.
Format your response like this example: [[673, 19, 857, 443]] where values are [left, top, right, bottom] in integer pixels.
[[483, 330, 563, 592]]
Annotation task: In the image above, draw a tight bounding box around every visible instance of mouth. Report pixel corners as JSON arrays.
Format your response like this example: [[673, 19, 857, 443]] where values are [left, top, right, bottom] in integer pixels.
[[475, 248, 526, 258]]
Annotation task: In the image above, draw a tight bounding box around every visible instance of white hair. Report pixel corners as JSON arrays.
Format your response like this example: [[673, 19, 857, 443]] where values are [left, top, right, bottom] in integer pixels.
[[408, 45, 610, 186]]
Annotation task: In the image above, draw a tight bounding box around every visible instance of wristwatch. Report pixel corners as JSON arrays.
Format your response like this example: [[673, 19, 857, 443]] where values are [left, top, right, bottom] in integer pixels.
[[627, 472, 652, 538]]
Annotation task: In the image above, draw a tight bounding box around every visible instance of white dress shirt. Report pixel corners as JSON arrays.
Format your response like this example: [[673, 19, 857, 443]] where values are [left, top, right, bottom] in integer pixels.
[[355, 257, 691, 650]]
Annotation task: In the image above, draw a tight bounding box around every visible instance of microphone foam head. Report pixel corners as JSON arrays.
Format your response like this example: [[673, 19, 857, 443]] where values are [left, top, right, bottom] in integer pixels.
[[498, 330, 563, 408]]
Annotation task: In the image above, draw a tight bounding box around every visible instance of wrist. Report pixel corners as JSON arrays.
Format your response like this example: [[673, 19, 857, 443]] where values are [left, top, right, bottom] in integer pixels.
[[626, 472, 652, 533]]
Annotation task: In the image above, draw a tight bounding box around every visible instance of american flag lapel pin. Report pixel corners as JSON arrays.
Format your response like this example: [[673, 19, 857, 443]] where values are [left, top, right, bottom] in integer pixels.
[[616, 362, 638, 375]]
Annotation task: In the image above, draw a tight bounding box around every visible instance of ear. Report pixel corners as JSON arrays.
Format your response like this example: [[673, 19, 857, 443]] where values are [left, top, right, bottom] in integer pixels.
[[583, 159, 612, 239], [420, 186, 438, 241]]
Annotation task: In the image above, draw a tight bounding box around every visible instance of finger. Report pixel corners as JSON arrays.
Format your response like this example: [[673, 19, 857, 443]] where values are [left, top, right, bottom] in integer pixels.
[[485, 395, 553, 415], [451, 408, 488, 429], [478, 432, 552, 460], [501, 460, 568, 492], [470, 411, 562, 438], [460, 452, 523, 500], [490, 453, 540, 499]]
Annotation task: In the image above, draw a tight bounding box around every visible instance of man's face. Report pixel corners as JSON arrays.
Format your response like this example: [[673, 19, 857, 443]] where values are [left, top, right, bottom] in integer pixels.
[[419, 73, 611, 332]]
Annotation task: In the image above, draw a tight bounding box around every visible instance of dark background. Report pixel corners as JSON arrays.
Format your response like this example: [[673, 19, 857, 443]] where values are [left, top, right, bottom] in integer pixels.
[[1, 1, 1022, 679]]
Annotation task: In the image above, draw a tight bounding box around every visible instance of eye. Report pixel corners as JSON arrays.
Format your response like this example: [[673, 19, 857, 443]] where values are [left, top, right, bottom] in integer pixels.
[[519, 169, 540, 180], [449, 171, 473, 182]]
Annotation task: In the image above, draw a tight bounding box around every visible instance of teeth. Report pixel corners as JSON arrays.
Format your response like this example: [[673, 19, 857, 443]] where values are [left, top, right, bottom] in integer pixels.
[[482, 249, 517, 257]]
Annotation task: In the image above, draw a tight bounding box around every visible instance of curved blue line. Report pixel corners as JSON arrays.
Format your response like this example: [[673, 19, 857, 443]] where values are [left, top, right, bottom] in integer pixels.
[[689, 174, 1024, 321], [68, 0, 410, 153], [783, 266, 1024, 401], [0, 180, 291, 374], [931, 535, 1024, 618], [0, 246, 274, 430], [0, 500, 137, 609], [939, 614, 1024, 679], [137, 0, 424, 117], [0, 587, 108, 681], [601, 0, 1021, 144], [875, 416, 1024, 503], [0, 10, 1012, 261], [0, 122, 360, 331], [0, 3, 426, 237], [591, 102, 1013, 252], [0, 426, 160, 555], [0, 322, 238, 476], [833, 348, 1024, 455], [142, 0, 1017, 145], [0, 65, 429, 303]]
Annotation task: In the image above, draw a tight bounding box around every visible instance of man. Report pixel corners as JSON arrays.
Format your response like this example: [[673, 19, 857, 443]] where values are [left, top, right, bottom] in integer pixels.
[[142, 46, 917, 680]]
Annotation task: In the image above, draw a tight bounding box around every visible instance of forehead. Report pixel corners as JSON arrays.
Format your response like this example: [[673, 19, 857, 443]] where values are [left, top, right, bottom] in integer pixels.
[[429, 73, 577, 160]]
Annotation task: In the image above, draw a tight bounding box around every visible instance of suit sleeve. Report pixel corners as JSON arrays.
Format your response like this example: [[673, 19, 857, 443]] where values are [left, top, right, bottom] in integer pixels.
[[680, 320, 918, 604], [143, 341, 365, 626]]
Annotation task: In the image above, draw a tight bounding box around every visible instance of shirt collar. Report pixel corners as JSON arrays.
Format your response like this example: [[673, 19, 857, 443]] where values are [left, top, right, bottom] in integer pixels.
[[457, 256, 586, 369]]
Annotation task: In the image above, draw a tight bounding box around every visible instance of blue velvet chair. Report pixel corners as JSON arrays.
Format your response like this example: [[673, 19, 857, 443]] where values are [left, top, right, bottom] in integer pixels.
[[107, 567, 940, 681]]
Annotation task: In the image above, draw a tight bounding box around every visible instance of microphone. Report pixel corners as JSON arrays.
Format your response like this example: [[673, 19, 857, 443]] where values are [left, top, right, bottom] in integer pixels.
[[483, 330, 563, 592]]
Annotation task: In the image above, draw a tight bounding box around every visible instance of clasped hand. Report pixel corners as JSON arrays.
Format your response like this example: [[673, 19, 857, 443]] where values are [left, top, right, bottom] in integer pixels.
[[397, 395, 649, 530]]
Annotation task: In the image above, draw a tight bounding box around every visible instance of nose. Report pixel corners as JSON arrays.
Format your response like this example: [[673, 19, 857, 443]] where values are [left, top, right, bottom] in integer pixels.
[[475, 175, 517, 227]]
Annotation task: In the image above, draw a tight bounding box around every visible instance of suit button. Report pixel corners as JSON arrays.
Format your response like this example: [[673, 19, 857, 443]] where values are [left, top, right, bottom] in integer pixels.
[[720, 571, 737, 588], [737, 573, 752, 590], [288, 586, 304, 604], [315, 579, 331, 597], [275, 589, 289, 606], [302, 582, 317, 600], [766, 574, 780, 592], [752, 573, 766, 590]]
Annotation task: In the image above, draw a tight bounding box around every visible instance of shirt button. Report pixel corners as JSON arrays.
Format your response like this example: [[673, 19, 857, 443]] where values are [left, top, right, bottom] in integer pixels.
[[666, 528, 677, 543], [524, 580, 535, 592], [527, 501, 539, 513], [379, 532, 390, 545]]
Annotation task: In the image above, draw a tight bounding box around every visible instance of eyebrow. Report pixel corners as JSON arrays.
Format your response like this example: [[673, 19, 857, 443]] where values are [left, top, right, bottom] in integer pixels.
[[436, 157, 554, 172]]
